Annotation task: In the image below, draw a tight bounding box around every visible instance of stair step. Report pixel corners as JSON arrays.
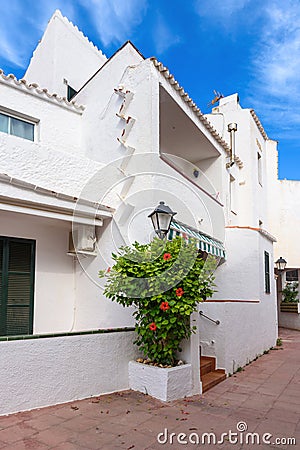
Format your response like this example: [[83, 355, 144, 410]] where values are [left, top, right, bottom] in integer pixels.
[[200, 356, 216, 376], [201, 369, 226, 393]]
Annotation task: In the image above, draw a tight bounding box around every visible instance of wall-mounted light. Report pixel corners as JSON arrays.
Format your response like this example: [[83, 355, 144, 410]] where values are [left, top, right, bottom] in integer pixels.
[[148, 201, 177, 239], [226, 122, 237, 168], [275, 256, 287, 272]]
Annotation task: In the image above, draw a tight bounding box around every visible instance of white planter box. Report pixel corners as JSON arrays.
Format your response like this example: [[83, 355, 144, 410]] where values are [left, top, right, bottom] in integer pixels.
[[128, 361, 193, 402]]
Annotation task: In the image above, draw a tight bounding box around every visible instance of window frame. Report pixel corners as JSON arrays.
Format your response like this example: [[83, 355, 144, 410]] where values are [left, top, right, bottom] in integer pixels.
[[0, 107, 38, 142], [286, 270, 299, 282]]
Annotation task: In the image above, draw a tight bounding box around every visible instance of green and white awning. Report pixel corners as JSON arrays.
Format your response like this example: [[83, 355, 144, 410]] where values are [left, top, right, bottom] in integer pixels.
[[168, 221, 226, 259]]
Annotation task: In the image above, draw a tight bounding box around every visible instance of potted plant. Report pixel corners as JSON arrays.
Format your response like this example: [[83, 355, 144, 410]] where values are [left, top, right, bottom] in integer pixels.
[[280, 282, 300, 313], [99, 236, 215, 401]]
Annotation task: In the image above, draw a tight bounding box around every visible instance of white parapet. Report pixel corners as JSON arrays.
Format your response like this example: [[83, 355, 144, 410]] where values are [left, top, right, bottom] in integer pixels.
[[128, 361, 192, 402]]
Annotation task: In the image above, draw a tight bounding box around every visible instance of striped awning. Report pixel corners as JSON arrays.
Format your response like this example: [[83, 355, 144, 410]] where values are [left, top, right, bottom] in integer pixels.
[[168, 221, 226, 259]]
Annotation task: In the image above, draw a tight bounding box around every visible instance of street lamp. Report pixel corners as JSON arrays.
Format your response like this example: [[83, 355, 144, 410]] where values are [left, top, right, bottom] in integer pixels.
[[148, 201, 177, 239], [275, 256, 287, 272]]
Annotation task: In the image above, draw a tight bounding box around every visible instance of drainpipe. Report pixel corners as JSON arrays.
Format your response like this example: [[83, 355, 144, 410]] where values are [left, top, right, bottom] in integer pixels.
[[226, 123, 237, 168]]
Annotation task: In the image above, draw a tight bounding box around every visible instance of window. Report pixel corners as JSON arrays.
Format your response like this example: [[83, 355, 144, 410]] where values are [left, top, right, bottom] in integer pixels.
[[67, 85, 77, 101], [286, 270, 298, 282], [257, 152, 262, 186], [230, 174, 237, 214], [0, 112, 34, 141], [264, 251, 270, 294], [0, 237, 35, 336]]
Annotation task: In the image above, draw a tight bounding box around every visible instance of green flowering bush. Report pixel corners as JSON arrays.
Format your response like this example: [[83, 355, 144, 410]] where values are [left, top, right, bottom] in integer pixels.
[[99, 237, 215, 366], [281, 282, 299, 303]]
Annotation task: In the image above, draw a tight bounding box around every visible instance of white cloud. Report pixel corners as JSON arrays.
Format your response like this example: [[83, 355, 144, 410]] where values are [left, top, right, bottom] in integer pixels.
[[0, 0, 75, 70], [152, 14, 181, 55], [247, 1, 300, 128], [81, 0, 148, 47], [195, 0, 251, 18]]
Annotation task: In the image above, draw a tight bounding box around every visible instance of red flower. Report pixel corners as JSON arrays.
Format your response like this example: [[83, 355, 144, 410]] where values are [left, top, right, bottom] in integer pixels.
[[160, 301, 170, 311], [176, 288, 184, 297], [149, 322, 157, 331], [107, 267, 111, 273], [163, 253, 172, 261]]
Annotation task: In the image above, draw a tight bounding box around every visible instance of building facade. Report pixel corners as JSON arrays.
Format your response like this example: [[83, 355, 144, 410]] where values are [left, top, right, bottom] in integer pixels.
[[0, 10, 285, 415]]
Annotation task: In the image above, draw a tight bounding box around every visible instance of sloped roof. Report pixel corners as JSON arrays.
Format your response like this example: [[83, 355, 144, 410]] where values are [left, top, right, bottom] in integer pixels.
[[250, 109, 269, 140], [0, 69, 85, 112]]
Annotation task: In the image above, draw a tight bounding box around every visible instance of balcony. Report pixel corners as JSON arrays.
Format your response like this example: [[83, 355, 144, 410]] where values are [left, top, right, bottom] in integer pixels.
[[159, 86, 224, 202]]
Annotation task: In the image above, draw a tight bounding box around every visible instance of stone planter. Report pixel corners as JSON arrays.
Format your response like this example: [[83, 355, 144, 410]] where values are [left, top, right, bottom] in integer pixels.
[[280, 302, 300, 313], [128, 361, 193, 402]]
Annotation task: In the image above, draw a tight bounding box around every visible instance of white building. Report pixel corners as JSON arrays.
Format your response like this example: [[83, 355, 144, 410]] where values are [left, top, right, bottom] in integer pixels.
[[0, 10, 281, 415], [207, 94, 300, 333]]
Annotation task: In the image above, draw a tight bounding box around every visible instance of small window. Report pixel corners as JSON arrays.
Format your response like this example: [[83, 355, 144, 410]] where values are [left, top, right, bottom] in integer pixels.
[[0, 112, 34, 141], [257, 152, 262, 186], [286, 270, 298, 282], [67, 85, 77, 102], [264, 251, 270, 294], [230, 174, 237, 214]]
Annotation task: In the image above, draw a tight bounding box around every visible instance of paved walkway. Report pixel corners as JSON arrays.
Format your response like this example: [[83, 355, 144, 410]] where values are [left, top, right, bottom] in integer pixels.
[[0, 328, 299, 450]]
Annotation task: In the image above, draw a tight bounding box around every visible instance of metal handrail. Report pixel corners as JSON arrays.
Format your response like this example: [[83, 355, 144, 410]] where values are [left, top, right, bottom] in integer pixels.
[[199, 311, 220, 325]]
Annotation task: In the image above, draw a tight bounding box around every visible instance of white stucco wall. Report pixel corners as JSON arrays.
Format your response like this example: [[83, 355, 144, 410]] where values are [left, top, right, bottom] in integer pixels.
[[272, 180, 300, 268], [199, 228, 278, 373], [265, 133, 300, 275], [206, 95, 270, 230], [0, 81, 82, 157], [24, 10, 106, 97], [0, 331, 137, 416], [278, 311, 300, 330], [0, 210, 75, 334], [199, 300, 278, 374], [0, 132, 105, 199]]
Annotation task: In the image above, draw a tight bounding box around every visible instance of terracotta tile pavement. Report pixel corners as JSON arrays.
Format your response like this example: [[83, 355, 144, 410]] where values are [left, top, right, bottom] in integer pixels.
[[0, 328, 299, 449]]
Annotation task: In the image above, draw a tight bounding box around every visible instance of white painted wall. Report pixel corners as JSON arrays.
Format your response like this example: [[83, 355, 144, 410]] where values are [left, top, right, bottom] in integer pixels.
[[199, 300, 278, 374], [278, 311, 300, 330], [76, 46, 148, 165], [0, 331, 137, 416], [199, 228, 278, 373], [0, 210, 74, 334], [24, 10, 106, 97], [0, 81, 82, 157], [206, 95, 270, 230], [269, 179, 300, 268], [0, 131, 104, 199]]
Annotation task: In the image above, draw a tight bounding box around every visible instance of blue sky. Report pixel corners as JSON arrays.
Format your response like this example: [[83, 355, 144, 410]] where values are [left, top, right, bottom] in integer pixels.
[[0, 0, 299, 180]]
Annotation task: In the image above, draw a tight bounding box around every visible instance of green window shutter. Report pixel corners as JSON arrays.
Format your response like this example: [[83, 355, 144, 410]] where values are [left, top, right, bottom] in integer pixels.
[[0, 238, 5, 335], [0, 237, 35, 336], [264, 251, 270, 294]]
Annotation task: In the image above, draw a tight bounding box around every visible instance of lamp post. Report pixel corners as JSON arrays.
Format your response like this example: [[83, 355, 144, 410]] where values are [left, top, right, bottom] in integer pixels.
[[275, 257, 287, 272], [148, 201, 177, 239]]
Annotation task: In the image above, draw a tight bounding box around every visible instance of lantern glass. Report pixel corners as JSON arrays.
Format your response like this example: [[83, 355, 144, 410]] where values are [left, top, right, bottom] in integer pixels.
[[275, 257, 287, 271], [157, 212, 172, 233]]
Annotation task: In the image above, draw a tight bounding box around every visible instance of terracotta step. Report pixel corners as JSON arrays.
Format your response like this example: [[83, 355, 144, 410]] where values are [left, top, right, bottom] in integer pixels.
[[200, 356, 216, 376], [201, 369, 226, 393]]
